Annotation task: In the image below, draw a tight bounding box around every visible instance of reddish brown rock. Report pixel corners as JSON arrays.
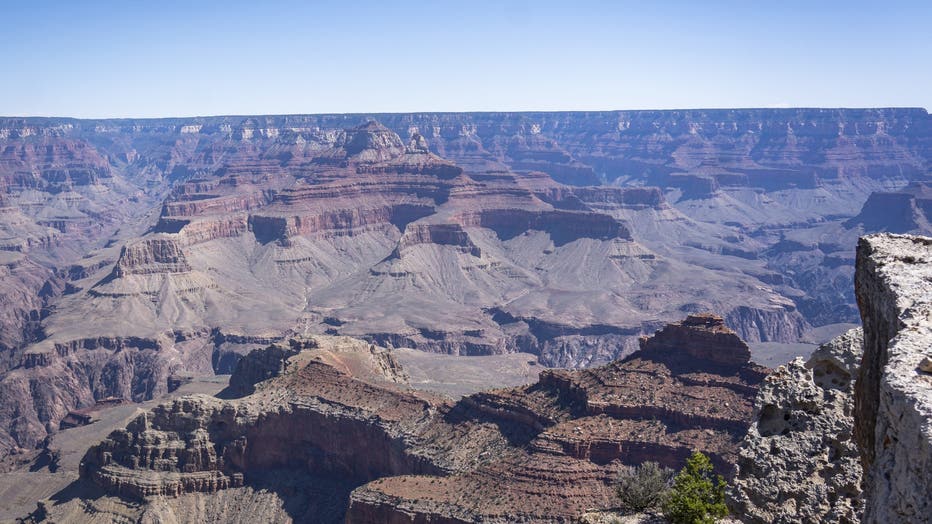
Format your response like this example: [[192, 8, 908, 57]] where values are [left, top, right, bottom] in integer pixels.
[[346, 316, 767, 522], [0, 137, 111, 192], [638, 313, 752, 368], [75, 318, 766, 523]]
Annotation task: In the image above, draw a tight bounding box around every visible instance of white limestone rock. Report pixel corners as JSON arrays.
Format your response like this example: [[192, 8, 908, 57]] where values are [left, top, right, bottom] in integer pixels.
[[728, 328, 864, 523]]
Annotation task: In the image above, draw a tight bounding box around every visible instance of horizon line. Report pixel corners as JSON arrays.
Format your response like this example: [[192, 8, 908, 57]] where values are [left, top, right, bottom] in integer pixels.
[[1, 106, 929, 122]]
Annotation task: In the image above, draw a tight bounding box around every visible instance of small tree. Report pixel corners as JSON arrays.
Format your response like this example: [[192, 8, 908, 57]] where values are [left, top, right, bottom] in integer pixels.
[[615, 461, 673, 512], [662, 451, 728, 524]]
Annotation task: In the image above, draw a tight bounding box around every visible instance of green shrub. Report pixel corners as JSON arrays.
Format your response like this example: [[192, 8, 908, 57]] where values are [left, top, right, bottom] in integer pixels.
[[662, 451, 728, 524], [614, 461, 673, 512]]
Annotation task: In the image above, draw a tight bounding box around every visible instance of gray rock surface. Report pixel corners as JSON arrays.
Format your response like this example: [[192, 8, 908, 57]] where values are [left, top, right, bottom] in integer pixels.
[[854, 234, 932, 523], [729, 328, 864, 523]]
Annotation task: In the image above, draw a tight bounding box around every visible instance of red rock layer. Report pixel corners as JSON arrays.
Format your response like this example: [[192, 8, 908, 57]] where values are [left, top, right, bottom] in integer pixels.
[[137, 121, 635, 253], [81, 317, 767, 523], [346, 314, 767, 522], [0, 138, 111, 192]]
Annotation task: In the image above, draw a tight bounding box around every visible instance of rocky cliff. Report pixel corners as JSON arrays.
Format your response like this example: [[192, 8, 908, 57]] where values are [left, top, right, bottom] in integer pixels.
[[50, 315, 767, 523], [854, 234, 932, 522], [731, 232, 932, 524], [729, 328, 864, 523]]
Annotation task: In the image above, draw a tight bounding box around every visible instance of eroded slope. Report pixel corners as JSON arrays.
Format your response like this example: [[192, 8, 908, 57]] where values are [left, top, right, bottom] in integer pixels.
[[51, 314, 768, 523]]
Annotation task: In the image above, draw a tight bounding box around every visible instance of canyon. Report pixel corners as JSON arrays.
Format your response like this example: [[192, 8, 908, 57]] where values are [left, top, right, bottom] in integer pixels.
[[31, 314, 768, 522], [18, 234, 932, 523], [0, 109, 929, 521]]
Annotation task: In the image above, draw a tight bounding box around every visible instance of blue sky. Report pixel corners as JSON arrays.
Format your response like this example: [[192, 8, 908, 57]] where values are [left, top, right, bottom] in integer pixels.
[[3, 0, 930, 118]]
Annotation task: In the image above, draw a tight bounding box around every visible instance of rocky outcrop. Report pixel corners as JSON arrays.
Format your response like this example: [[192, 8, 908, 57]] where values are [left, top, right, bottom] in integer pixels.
[[111, 238, 192, 277], [845, 182, 932, 233], [729, 328, 864, 523], [345, 315, 767, 523], [393, 224, 481, 258], [79, 336, 481, 502], [225, 339, 310, 396], [341, 121, 408, 163], [69, 318, 766, 523], [854, 234, 932, 522], [732, 234, 932, 523], [638, 313, 751, 368]]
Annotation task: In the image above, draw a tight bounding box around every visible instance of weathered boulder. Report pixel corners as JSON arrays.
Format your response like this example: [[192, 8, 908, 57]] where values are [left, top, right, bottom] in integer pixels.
[[729, 328, 864, 523]]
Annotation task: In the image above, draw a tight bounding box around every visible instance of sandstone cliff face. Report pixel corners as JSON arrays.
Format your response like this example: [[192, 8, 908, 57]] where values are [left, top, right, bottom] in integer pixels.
[[729, 328, 864, 523], [854, 234, 932, 523]]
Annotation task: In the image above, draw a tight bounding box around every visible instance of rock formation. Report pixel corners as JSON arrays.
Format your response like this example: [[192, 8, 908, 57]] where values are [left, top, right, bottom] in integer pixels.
[[854, 234, 932, 522], [0, 109, 929, 462], [729, 328, 864, 523], [60, 315, 766, 523], [637, 313, 751, 367], [345, 315, 767, 523], [731, 232, 932, 524], [846, 182, 932, 234]]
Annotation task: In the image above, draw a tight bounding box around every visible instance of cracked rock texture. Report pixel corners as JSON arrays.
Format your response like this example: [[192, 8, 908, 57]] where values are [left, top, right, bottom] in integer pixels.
[[729, 328, 864, 523], [854, 234, 932, 523]]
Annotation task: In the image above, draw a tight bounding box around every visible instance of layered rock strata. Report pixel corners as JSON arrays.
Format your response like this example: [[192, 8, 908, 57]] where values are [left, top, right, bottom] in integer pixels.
[[338, 314, 770, 522], [73, 316, 766, 523], [2, 109, 928, 464]]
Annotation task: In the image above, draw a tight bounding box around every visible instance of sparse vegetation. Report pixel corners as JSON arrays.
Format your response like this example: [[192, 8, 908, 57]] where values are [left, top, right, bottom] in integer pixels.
[[614, 461, 673, 512], [662, 451, 729, 524]]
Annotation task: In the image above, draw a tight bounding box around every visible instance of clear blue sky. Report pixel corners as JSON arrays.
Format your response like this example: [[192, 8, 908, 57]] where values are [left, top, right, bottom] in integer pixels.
[[3, 0, 930, 118]]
